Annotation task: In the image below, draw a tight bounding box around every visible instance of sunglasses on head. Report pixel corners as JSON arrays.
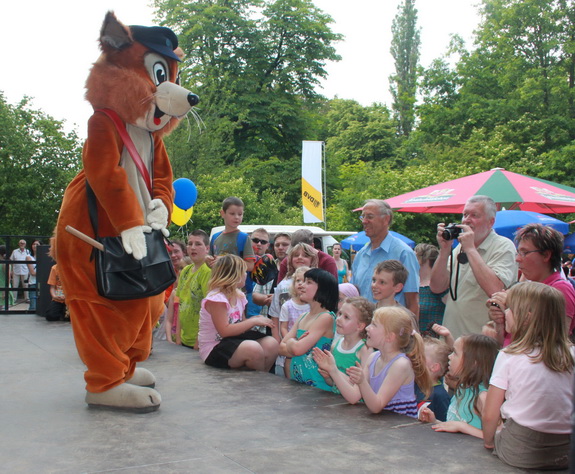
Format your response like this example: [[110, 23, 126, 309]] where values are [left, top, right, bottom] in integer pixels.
[[251, 238, 268, 245]]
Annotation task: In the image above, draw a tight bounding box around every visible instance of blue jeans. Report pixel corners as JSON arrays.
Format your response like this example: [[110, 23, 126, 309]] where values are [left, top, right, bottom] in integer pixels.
[[28, 283, 37, 311]]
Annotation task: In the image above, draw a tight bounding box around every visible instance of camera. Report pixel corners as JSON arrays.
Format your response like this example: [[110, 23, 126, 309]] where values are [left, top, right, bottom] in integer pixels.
[[442, 223, 462, 241]]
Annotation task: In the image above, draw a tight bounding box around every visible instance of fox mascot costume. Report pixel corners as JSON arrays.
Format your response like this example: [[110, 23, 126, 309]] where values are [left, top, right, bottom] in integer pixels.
[[54, 12, 198, 412]]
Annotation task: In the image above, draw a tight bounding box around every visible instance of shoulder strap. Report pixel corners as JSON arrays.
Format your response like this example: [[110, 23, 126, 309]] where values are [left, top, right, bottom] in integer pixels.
[[295, 311, 309, 330], [237, 231, 248, 259], [210, 231, 223, 256], [86, 182, 100, 238], [95, 108, 152, 194], [209, 231, 248, 259]]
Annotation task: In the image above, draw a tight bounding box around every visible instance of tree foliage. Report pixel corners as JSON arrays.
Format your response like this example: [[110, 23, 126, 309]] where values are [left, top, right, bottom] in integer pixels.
[[5, 0, 575, 244], [417, 0, 575, 186], [155, 0, 342, 168], [0, 93, 82, 237], [389, 0, 421, 138]]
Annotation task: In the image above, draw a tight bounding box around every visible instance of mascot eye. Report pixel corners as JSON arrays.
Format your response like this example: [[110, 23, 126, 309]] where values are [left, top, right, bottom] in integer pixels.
[[153, 62, 168, 85]]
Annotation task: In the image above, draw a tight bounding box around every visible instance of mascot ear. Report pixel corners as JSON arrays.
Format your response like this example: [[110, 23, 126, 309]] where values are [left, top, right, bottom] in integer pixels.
[[100, 11, 133, 51]]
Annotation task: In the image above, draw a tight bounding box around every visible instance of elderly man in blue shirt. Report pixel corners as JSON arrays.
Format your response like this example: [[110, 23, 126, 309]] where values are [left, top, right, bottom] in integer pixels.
[[351, 199, 420, 317]]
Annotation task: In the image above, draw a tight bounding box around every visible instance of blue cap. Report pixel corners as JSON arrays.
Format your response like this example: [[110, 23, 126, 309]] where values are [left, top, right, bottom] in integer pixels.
[[130, 25, 181, 62]]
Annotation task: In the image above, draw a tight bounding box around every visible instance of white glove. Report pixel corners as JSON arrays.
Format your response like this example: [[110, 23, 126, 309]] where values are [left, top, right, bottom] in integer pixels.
[[121, 225, 151, 260], [146, 199, 170, 237]]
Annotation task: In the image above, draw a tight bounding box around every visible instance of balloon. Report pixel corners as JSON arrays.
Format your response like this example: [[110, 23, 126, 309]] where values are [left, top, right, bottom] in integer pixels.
[[171, 204, 193, 226], [173, 178, 198, 210]]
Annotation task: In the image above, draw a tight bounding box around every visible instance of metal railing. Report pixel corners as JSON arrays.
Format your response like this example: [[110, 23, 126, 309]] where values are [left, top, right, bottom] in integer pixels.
[[1, 235, 51, 315]]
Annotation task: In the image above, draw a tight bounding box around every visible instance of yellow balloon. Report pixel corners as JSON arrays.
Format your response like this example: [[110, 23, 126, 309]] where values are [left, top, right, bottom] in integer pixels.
[[172, 204, 193, 226]]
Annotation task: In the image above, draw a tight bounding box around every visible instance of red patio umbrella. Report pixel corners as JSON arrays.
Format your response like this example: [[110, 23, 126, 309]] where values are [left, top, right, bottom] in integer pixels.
[[380, 168, 575, 214]]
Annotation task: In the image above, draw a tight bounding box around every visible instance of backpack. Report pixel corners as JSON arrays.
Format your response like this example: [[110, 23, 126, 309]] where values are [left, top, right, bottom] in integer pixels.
[[209, 230, 254, 292], [209, 231, 248, 258]]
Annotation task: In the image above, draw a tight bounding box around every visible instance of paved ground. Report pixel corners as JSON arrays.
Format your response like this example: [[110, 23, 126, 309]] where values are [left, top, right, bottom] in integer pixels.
[[1, 313, 531, 473]]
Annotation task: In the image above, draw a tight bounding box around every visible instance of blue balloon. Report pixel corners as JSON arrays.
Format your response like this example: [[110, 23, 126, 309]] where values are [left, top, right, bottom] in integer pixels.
[[173, 178, 198, 210]]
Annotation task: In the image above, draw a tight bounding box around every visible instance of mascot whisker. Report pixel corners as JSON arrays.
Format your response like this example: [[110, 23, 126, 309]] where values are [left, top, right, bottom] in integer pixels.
[[54, 12, 198, 412]]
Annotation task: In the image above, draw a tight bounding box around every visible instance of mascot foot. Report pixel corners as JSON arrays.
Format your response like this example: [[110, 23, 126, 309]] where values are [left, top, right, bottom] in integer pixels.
[[85, 383, 161, 413], [126, 367, 156, 388]]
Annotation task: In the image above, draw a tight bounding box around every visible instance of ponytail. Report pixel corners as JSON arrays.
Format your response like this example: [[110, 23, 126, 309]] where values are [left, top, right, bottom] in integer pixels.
[[406, 331, 432, 399], [374, 306, 433, 398]]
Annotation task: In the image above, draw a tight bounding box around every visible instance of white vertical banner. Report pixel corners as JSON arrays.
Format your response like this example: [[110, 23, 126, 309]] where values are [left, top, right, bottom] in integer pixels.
[[301, 140, 324, 223]]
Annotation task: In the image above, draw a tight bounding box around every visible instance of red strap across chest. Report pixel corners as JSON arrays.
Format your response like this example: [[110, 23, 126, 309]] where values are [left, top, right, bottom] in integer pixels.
[[96, 108, 152, 194]]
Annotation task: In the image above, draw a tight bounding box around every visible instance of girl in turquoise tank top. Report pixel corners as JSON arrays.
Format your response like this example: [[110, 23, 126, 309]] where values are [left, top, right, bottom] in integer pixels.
[[279, 268, 339, 391], [420, 333, 499, 438], [313, 297, 374, 401]]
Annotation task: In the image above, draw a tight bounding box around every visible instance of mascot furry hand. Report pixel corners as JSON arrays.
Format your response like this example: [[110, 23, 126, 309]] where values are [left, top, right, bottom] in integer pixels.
[[54, 12, 198, 412]]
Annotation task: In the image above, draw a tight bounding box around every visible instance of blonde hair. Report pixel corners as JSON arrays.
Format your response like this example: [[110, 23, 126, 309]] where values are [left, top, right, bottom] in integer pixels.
[[373, 307, 432, 397], [208, 254, 247, 300], [506, 281, 574, 373], [415, 243, 439, 267], [286, 243, 318, 277], [289, 266, 310, 298], [423, 337, 451, 377], [179, 256, 192, 270], [344, 297, 375, 339]]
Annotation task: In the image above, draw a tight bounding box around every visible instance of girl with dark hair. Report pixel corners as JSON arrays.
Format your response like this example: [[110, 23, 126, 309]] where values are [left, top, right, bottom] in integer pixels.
[[421, 334, 499, 437], [279, 268, 338, 391]]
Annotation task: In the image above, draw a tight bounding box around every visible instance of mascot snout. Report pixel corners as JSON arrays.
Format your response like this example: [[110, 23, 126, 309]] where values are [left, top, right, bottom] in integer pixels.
[[155, 82, 200, 118], [55, 11, 196, 413]]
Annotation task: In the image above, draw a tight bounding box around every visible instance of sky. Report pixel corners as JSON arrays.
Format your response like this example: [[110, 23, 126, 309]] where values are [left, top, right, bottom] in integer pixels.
[[2, 0, 482, 138]]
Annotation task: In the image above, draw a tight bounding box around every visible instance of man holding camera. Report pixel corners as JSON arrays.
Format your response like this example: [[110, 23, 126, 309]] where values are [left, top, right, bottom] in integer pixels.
[[430, 195, 517, 339]]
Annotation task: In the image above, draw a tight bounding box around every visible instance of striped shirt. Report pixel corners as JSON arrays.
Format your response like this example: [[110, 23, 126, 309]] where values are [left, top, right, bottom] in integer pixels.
[[369, 352, 417, 418]]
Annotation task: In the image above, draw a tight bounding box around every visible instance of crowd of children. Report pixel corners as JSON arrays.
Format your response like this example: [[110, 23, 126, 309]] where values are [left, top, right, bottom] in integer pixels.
[[164, 196, 573, 471]]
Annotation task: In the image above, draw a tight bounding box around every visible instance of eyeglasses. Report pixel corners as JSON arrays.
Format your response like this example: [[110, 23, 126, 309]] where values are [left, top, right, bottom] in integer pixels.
[[251, 238, 269, 245], [359, 214, 379, 222], [516, 249, 543, 258]]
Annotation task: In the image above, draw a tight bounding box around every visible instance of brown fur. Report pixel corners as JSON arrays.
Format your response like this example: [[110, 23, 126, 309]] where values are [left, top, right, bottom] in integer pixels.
[[54, 12, 193, 396], [85, 12, 184, 136]]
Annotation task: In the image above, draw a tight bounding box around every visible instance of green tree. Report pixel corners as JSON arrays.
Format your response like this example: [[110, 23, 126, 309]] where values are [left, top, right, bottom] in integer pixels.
[[168, 167, 301, 240], [155, 0, 342, 171], [415, 0, 575, 188], [326, 160, 463, 243], [389, 0, 421, 138], [0, 93, 82, 236]]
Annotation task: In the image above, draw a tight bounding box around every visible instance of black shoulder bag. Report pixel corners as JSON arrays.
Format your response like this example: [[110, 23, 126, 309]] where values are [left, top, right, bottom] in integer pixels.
[[87, 108, 176, 300]]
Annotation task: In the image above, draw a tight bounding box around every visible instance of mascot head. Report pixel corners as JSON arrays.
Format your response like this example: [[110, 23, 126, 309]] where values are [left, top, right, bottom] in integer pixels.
[[85, 12, 199, 135]]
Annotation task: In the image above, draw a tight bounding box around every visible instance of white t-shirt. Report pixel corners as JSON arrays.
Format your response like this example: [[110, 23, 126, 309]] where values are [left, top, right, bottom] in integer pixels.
[[279, 299, 309, 332], [10, 248, 30, 276], [268, 278, 292, 318], [27, 256, 36, 284], [490, 349, 574, 434]]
